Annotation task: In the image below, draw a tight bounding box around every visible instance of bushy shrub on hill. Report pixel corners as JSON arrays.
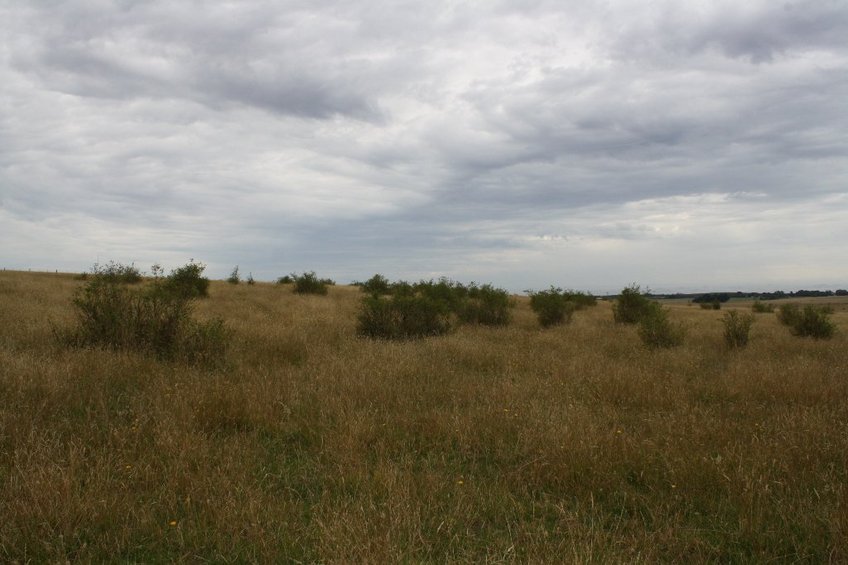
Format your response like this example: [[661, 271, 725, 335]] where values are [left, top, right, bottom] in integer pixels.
[[458, 284, 512, 326], [613, 285, 654, 324], [722, 310, 754, 348], [356, 276, 513, 337], [529, 287, 577, 328], [89, 261, 142, 284], [160, 260, 210, 299], [361, 274, 391, 296], [59, 261, 227, 366], [357, 294, 451, 339], [777, 304, 801, 326], [564, 291, 597, 309], [638, 303, 685, 349], [292, 271, 329, 295], [775, 303, 835, 339]]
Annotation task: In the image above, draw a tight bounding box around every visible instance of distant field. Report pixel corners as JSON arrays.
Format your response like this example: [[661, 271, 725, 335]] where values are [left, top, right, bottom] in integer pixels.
[[1, 270, 847, 562]]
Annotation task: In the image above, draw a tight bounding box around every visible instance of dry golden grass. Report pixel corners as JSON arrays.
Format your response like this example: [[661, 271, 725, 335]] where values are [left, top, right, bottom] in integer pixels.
[[1, 270, 847, 562]]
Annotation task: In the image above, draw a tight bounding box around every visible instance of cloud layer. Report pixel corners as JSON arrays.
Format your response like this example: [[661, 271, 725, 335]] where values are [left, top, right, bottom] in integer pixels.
[[2, 0, 847, 292]]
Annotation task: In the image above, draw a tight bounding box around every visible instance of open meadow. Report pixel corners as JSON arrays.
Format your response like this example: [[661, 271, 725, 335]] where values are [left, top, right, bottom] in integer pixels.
[[1, 270, 847, 563]]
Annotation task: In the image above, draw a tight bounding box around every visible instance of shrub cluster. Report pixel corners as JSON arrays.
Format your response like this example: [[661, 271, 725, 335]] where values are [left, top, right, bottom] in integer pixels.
[[227, 266, 240, 285], [779, 304, 835, 339], [613, 285, 655, 324], [291, 271, 329, 295], [276, 275, 293, 285], [751, 301, 775, 313], [160, 260, 210, 299], [89, 261, 143, 284], [638, 302, 685, 349], [59, 262, 227, 366], [699, 301, 721, 310], [357, 276, 513, 339], [722, 310, 755, 348], [458, 284, 513, 326], [357, 294, 452, 340], [360, 274, 392, 296], [528, 287, 577, 328]]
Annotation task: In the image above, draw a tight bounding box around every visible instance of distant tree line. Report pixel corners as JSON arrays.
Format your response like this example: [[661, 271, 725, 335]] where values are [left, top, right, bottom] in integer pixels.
[[624, 289, 848, 301]]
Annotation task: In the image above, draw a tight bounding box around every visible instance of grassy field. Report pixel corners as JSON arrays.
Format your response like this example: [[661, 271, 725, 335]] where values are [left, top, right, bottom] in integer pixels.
[[1, 270, 847, 563]]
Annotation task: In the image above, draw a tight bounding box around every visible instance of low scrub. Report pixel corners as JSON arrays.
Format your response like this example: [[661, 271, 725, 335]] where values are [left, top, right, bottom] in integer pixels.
[[89, 261, 142, 284], [722, 310, 754, 348], [613, 285, 654, 324], [787, 305, 836, 339], [357, 294, 451, 339], [777, 304, 801, 326], [699, 301, 721, 310], [276, 275, 293, 285], [58, 262, 227, 366], [638, 303, 684, 349], [564, 291, 597, 309], [529, 287, 577, 328], [357, 277, 512, 336], [457, 284, 512, 326], [160, 260, 210, 299], [227, 266, 240, 285], [361, 273, 391, 296], [292, 271, 329, 295]]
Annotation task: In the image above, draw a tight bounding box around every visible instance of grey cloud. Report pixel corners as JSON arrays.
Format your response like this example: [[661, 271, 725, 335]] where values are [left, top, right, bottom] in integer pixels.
[[2, 0, 847, 291], [9, 1, 394, 120], [612, 0, 848, 64]]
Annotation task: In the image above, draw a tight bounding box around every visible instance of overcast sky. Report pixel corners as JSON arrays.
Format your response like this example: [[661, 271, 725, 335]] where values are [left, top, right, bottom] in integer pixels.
[[1, 0, 846, 293]]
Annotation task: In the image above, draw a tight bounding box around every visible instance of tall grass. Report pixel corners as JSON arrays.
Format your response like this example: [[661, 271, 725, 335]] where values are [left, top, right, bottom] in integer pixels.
[[2, 270, 847, 562]]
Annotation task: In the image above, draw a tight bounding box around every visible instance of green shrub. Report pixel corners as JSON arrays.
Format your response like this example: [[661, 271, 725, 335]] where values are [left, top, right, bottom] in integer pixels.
[[638, 303, 684, 349], [357, 294, 451, 339], [788, 305, 836, 339], [414, 278, 468, 312], [458, 284, 512, 326], [227, 266, 240, 285], [699, 301, 721, 310], [89, 261, 142, 284], [563, 291, 597, 309], [276, 275, 293, 285], [777, 304, 801, 326], [161, 260, 210, 299], [751, 301, 774, 313], [722, 310, 754, 348], [59, 262, 227, 366], [613, 285, 654, 324], [529, 287, 576, 328], [361, 274, 392, 296], [390, 280, 415, 297], [292, 271, 328, 295]]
